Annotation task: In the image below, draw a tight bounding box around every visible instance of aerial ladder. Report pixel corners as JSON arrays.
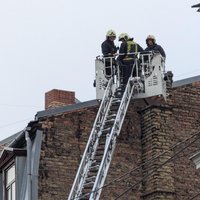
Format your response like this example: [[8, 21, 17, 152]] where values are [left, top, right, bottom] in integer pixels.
[[68, 52, 166, 200]]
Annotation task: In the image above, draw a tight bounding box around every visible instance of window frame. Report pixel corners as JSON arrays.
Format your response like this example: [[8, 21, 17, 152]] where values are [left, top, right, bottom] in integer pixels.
[[0, 148, 27, 200], [3, 162, 16, 200]]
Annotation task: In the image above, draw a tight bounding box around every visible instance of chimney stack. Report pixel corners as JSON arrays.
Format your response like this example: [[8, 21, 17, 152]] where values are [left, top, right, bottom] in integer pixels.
[[45, 89, 75, 110]]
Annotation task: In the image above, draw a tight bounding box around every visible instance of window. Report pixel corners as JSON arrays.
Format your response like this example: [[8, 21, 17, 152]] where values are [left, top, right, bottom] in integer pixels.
[[5, 164, 15, 200]]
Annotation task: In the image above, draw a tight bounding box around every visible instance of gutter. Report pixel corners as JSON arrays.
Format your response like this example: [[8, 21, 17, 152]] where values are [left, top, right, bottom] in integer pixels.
[[8, 131, 25, 148]]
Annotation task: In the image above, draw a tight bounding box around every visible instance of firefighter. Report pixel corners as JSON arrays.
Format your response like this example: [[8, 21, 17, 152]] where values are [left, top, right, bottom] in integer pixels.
[[118, 33, 143, 85], [145, 35, 166, 59], [101, 29, 118, 76]]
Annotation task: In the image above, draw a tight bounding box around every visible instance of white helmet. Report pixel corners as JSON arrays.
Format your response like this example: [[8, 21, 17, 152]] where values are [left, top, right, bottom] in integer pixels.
[[106, 29, 116, 37], [118, 33, 129, 41], [146, 35, 156, 43]]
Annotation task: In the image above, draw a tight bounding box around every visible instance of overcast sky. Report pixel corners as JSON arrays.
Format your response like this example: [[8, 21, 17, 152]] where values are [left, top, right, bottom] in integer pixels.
[[0, 0, 200, 141]]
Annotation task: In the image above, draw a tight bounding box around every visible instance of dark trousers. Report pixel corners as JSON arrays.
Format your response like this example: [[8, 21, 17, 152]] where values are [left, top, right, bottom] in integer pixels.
[[120, 60, 135, 85]]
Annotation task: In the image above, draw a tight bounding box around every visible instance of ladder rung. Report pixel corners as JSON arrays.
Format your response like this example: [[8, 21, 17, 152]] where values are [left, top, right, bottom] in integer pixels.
[[109, 107, 119, 112], [104, 122, 115, 126], [112, 100, 121, 104], [85, 176, 96, 181], [89, 165, 99, 170], [96, 147, 105, 151], [87, 171, 98, 176], [108, 110, 117, 114], [89, 168, 98, 173], [95, 154, 103, 157], [83, 185, 93, 190], [105, 118, 115, 123], [112, 97, 121, 100], [101, 127, 111, 132], [84, 181, 94, 186], [98, 142, 106, 146], [80, 192, 90, 199], [106, 114, 117, 119]]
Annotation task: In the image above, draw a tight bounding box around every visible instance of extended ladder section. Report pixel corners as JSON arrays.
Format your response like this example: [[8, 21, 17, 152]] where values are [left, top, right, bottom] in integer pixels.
[[68, 52, 166, 200]]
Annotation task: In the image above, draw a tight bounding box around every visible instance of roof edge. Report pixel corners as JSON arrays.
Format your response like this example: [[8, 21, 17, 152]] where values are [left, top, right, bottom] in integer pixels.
[[36, 99, 99, 119], [172, 75, 200, 88]]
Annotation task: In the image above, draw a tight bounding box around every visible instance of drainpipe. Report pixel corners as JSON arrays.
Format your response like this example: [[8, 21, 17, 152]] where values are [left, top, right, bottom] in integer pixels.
[[25, 127, 32, 200]]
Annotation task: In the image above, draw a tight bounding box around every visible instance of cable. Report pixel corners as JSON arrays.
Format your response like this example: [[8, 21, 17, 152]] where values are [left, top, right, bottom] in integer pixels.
[[73, 131, 200, 199], [0, 118, 33, 129], [101, 131, 200, 190], [174, 68, 200, 79], [99, 131, 200, 190], [114, 133, 200, 200], [72, 131, 200, 200], [0, 103, 40, 108], [189, 192, 200, 200]]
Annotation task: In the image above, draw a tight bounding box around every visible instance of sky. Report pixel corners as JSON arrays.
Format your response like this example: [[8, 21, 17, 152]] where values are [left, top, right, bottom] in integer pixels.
[[0, 0, 200, 141]]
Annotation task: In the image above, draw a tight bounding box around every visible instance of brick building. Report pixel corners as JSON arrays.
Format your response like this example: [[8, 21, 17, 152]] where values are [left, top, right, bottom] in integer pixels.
[[1, 76, 200, 200]]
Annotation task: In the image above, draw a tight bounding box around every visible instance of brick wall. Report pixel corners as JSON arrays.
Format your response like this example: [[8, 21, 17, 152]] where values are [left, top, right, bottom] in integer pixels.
[[167, 84, 200, 200], [100, 101, 143, 200], [38, 107, 98, 200], [37, 82, 200, 200], [38, 100, 145, 200], [141, 106, 175, 200]]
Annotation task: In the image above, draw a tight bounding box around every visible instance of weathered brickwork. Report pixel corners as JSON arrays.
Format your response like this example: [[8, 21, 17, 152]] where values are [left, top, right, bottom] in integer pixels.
[[37, 82, 200, 200], [38, 101, 145, 200], [141, 106, 175, 200], [38, 107, 98, 200], [100, 101, 143, 200], [45, 89, 75, 109], [167, 84, 200, 200]]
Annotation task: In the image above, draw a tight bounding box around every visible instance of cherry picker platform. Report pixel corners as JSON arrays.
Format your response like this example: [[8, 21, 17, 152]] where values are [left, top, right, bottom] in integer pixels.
[[68, 52, 166, 200]]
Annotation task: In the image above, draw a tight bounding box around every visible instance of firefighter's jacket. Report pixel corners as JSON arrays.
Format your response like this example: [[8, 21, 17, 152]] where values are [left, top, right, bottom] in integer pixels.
[[145, 43, 166, 59], [101, 39, 118, 57], [118, 39, 143, 62]]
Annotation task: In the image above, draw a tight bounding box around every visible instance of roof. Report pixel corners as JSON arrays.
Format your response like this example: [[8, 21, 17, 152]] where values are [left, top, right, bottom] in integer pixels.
[[36, 75, 200, 120], [172, 75, 200, 88], [0, 121, 38, 149], [0, 131, 21, 147], [1, 74, 200, 145], [36, 99, 99, 119]]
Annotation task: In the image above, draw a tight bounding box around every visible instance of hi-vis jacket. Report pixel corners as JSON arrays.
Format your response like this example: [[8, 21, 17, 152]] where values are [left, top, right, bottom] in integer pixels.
[[118, 38, 143, 62]]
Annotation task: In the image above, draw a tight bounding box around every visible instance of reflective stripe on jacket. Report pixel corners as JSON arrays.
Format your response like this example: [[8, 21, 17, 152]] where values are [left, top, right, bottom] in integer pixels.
[[124, 40, 138, 60]]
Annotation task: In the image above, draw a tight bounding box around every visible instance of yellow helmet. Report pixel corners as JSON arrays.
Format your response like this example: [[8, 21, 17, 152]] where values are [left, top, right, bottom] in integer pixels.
[[106, 29, 116, 37], [146, 35, 156, 42], [118, 33, 129, 41]]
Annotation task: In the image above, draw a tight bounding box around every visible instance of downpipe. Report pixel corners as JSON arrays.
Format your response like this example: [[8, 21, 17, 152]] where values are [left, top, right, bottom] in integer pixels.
[[25, 127, 32, 200]]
